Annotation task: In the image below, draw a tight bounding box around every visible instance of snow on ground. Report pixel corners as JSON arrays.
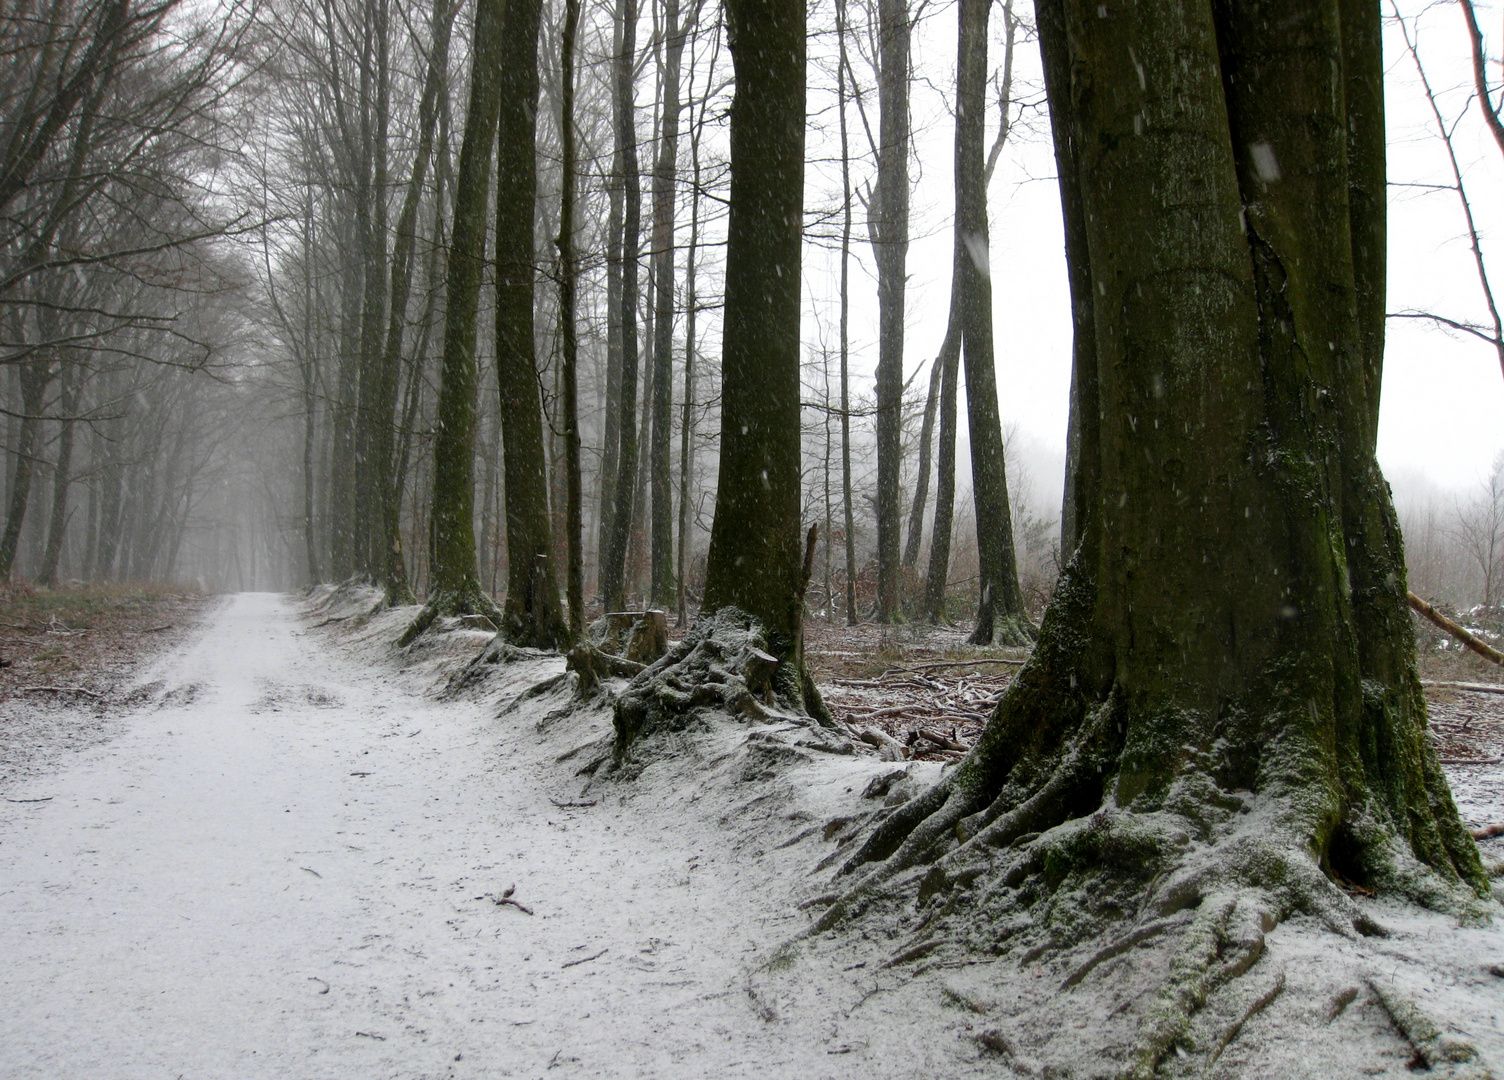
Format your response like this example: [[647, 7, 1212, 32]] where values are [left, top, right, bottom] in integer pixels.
[[1, 591, 1502, 1078]]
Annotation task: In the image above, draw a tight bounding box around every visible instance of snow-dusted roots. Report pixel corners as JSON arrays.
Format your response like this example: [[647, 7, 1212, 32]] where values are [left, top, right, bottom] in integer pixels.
[[783, 571, 1492, 1077], [612, 607, 817, 752], [396, 585, 502, 647]]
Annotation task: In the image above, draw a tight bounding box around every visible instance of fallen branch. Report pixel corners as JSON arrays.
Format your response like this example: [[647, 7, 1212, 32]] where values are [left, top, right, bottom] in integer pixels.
[[143, 624, 175, 633], [1408, 592, 1504, 666], [5, 796, 52, 803], [549, 798, 597, 808], [846, 703, 921, 721], [853, 725, 906, 761], [562, 948, 608, 968], [881, 938, 950, 968], [19, 685, 103, 699], [1473, 823, 1504, 840], [903, 658, 1025, 671], [1441, 757, 1504, 766], [1421, 679, 1504, 695], [489, 884, 534, 915], [919, 727, 969, 752]]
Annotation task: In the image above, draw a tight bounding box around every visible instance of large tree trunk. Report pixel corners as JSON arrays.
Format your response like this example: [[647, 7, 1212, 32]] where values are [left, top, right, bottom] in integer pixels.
[[901, 355, 941, 569], [815, 0, 1487, 1071], [369, 0, 451, 604], [495, 0, 566, 648], [700, 0, 808, 663], [647, 0, 694, 609], [40, 361, 82, 587], [353, 0, 391, 578], [922, 282, 961, 621], [0, 358, 53, 580], [871, 0, 909, 623], [557, 0, 584, 639], [600, 0, 642, 614], [837, 0, 858, 628], [954, 0, 1031, 647], [400, 0, 505, 644]]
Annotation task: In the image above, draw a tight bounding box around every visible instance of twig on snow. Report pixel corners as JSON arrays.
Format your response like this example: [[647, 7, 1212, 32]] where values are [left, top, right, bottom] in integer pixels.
[[1471, 823, 1504, 839], [308, 976, 330, 994], [5, 796, 52, 803], [19, 685, 103, 699], [1441, 757, 1504, 766], [562, 948, 608, 968], [489, 884, 534, 915], [301, 866, 322, 878], [549, 798, 597, 808]]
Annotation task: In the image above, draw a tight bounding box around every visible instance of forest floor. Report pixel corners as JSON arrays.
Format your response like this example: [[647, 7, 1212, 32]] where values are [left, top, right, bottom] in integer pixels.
[[0, 591, 1501, 1078]]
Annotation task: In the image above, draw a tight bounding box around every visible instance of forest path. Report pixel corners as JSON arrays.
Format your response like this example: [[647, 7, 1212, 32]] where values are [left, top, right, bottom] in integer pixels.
[[0, 593, 834, 1080]]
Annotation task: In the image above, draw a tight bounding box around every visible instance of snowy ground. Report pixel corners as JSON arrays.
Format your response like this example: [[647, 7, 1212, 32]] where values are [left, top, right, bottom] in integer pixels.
[[2, 591, 1502, 1078]]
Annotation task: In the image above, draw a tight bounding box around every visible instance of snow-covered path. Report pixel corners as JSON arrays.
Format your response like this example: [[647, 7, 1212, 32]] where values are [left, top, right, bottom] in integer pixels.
[[0, 593, 840, 1079]]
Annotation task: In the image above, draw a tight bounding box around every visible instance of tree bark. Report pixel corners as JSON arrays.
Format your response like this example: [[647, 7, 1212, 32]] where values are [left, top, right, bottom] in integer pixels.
[[872, 0, 909, 622], [837, 0, 858, 627], [922, 295, 961, 621], [701, 0, 808, 664], [402, 0, 506, 643], [955, 0, 1030, 646], [902, 355, 941, 568], [600, 0, 642, 613], [557, 0, 584, 640], [648, 0, 695, 608], [40, 360, 81, 587], [0, 358, 53, 580], [495, 0, 566, 647]]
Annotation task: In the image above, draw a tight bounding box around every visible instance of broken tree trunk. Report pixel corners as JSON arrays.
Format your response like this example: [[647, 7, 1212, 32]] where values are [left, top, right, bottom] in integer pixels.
[[1408, 591, 1504, 667]]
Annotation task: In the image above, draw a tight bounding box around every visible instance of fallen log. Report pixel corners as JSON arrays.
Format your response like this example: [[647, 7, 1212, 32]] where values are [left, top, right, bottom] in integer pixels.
[[1408, 592, 1504, 667]]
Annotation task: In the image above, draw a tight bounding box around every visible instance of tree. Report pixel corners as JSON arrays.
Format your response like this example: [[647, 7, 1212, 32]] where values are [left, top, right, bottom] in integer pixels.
[[647, 0, 702, 609], [954, 0, 1030, 647], [400, 0, 506, 644], [837, 0, 858, 627], [556, 0, 584, 640], [495, 0, 567, 648], [812, 0, 1487, 1071], [870, 0, 910, 622], [699, 0, 809, 670], [599, 0, 643, 614]]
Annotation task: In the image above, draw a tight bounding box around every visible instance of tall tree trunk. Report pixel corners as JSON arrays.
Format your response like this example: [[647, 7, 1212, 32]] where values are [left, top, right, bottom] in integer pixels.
[[872, 0, 910, 622], [922, 300, 961, 620], [371, 0, 452, 604], [902, 355, 942, 568], [837, 0, 858, 627], [354, 0, 391, 577], [0, 358, 53, 580], [701, 0, 808, 664], [496, 0, 566, 647], [955, 0, 1030, 646], [557, 0, 584, 639], [676, 26, 713, 626], [400, 0, 506, 643], [40, 361, 81, 587], [820, 4, 1485, 1071], [648, 0, 694, 608], [600, 0, 642, 613]]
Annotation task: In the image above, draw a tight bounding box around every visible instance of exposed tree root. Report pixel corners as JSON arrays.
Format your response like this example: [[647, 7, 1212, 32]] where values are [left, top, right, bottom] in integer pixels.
[[397, 586, 503, 647], [612, 607, 828, 754], [1367, 976, 1490, 1077]]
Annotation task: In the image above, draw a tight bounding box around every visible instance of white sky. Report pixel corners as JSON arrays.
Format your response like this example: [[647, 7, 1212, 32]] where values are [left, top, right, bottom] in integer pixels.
[[800, 0, 1504, 503]]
